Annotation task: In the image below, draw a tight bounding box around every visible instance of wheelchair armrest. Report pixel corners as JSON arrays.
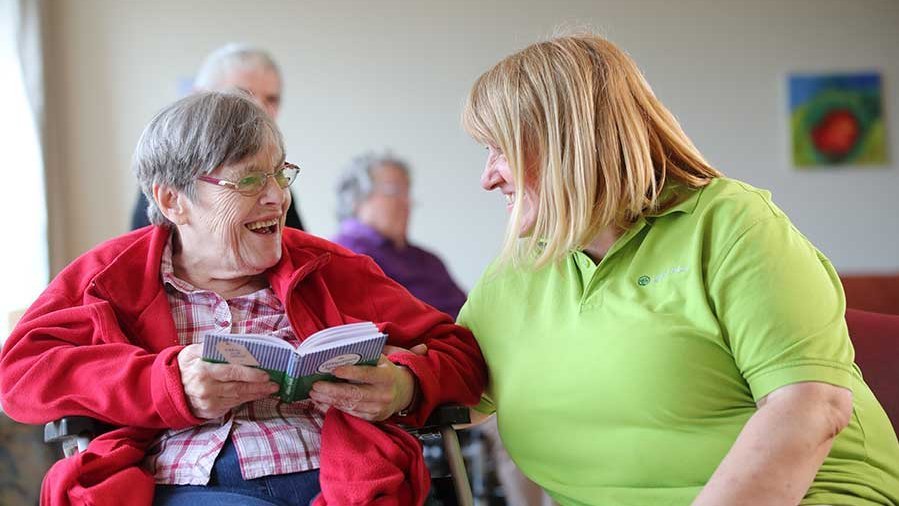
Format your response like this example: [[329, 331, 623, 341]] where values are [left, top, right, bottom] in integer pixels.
[[406, 404, 471, 438], [44, 407, 471, 445], [422, 404, 470, 429], [43, 416, 110, 445], [42, 407, 471, 442]]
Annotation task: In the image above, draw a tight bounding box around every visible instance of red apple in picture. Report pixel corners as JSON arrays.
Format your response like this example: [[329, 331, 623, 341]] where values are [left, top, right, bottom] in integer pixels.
[[811, 108, 860, 159]]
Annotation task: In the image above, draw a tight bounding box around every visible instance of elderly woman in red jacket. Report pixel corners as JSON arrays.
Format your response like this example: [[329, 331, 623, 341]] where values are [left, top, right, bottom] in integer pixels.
[[0, 91, 486, 506]]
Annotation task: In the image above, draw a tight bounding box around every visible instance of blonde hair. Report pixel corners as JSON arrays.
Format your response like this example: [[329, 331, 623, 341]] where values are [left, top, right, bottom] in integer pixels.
[[462, 34, 721, 268]]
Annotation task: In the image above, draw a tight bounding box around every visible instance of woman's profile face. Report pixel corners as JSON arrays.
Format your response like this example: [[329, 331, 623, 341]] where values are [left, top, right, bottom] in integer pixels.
[[177, 142, 289, 277], [480, 145, 537, 236]]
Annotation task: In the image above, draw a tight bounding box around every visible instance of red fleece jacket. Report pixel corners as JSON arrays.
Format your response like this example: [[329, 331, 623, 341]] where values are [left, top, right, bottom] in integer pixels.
[[0, 226, 486, 506]]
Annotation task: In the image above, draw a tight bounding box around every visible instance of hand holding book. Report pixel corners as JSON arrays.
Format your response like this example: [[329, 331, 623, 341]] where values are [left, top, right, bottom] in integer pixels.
[[202, 322, 387, 403], [307, 351, 419, 422], [179, 343, 281, 420]]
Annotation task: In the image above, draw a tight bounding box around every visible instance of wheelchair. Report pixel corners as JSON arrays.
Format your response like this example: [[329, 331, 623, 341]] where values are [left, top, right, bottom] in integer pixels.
[[45, 405, 474, 506]]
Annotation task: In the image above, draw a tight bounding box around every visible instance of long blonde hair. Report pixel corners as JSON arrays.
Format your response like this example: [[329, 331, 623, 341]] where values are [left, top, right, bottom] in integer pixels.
[[462, 34, 721, 268]]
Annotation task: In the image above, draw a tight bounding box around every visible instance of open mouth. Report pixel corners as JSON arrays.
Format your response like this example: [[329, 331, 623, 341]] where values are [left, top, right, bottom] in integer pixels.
[[245, 218, 279, 234]]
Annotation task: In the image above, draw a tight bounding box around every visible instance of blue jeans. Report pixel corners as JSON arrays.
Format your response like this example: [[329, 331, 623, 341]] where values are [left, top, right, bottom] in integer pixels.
[[153, 439, 321, 506]]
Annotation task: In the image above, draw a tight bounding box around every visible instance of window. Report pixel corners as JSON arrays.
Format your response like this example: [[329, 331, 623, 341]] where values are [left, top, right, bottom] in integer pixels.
[[0, 0, 48, 338]]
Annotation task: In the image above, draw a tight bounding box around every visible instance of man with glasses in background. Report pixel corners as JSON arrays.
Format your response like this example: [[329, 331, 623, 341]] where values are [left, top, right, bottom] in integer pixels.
[[131, 43, 305, 230]]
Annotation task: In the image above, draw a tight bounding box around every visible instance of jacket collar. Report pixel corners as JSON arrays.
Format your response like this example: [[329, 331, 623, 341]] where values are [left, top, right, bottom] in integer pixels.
[[266, 234, 333, 303], [85, 226, 177, 351], [88, 226, 332, 349]]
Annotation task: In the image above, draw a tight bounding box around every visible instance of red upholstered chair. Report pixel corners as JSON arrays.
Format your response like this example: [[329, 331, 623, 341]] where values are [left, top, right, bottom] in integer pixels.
[[845, 309, 899, 435], [840, 274, 899, 315]]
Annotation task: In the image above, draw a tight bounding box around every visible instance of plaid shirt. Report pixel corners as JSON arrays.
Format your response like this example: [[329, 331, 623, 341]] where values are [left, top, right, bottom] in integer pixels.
[[143, 238, 326, 484]]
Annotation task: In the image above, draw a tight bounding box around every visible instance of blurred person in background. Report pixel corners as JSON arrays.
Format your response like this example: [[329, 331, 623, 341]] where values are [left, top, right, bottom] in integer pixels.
[[334, 152, 554, 505], [132, 43, 304, 231], [334, 152, 466, 318]]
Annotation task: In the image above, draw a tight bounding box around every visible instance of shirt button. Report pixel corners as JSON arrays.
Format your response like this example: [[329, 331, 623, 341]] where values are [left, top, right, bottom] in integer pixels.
[[216, 320, 228, 328]]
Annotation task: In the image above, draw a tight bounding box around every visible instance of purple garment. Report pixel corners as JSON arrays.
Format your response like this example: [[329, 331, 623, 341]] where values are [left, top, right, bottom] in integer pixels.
[[333, 219, 467, 319]]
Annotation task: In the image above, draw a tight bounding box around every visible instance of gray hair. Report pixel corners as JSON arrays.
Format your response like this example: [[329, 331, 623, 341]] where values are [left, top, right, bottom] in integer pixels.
[[336, 152, 411, 221], [194, 43, 281, 89], [133, 90, 285, 226]]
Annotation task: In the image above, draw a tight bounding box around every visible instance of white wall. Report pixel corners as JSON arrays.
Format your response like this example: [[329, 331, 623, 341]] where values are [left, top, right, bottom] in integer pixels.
[[45, 0, 899, 288]]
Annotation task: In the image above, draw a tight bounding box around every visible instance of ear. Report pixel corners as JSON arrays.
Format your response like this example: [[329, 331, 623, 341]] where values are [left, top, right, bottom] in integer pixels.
[[153, 184, 189, 225]]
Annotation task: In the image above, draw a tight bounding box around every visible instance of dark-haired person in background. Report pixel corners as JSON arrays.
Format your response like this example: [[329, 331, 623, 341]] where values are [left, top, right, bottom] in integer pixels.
[[132, 43, 304, 231]]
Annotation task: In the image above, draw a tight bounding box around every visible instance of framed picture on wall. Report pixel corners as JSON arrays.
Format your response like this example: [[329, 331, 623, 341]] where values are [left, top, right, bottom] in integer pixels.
[[788, 72, 888, 168]]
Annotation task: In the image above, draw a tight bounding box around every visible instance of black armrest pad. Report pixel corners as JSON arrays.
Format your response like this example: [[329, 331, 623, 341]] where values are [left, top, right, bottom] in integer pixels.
[[420, 404, 470, 429]]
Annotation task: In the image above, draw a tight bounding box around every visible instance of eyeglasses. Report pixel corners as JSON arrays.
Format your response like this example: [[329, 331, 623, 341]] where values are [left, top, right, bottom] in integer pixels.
[[198, 162, 300, 197]]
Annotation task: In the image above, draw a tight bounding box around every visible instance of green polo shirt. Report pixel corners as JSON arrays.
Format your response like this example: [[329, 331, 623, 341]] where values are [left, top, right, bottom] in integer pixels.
[[458, 177, 899, 506]]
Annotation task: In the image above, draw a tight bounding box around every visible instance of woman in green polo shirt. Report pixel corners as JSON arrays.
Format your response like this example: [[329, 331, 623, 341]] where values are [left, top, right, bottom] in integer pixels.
[[457, 34, 899, 505]]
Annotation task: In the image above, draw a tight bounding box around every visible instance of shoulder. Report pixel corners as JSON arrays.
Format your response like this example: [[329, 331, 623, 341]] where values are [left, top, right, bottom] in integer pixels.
[[282, 228, 383, 274], [691, 177, 785, 229], [331, 231, 375, 255], [284, 228, 361, 257], [48, 227, 158, 298], [59, 227, 156, 277], [406, 242, 450, 266], [656, 177, 791, 256], [687, 179, 826, 279]]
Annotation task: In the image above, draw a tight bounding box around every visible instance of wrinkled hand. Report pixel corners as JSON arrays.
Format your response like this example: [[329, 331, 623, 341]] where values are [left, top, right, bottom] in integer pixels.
[[385, 343, 427, 357], [308, 344, 426, 421], [177, 343, 280, 419]]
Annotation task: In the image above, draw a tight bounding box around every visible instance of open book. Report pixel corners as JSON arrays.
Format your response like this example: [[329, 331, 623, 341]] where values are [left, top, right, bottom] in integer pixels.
[[201, 322, 387, 402]]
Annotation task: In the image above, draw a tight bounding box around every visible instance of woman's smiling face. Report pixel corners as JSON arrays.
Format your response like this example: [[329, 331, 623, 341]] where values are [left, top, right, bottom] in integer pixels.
[[177, 142, 290, 278], [480, 145, 538, 237]]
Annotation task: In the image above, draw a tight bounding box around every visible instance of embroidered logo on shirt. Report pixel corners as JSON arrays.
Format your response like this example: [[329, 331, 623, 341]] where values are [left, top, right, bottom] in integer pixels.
[[637, 266, 689, 286]]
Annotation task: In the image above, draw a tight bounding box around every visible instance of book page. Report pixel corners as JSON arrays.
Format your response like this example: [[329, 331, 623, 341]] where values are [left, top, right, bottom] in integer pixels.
[[207, 332, 296, 350], [295, 333, 387, 377], [215, 340, 261, 366], [203, 333, 296, 373], [298, 322, 383, 352]]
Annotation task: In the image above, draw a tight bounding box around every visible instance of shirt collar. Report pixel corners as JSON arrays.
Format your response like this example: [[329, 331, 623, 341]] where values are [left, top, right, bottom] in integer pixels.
[[594, 178, 706, 260], [646, 178, 705, 218], [160, 231, 204, 294]]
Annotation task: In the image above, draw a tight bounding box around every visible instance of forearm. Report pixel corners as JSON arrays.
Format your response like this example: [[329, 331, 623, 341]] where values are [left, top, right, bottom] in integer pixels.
[[387, 328, 486, 424], [2, 342, 199, 429], [358, 258, 488, 421], [377, 302, 487, 416], [694, 384, 850, 506]]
